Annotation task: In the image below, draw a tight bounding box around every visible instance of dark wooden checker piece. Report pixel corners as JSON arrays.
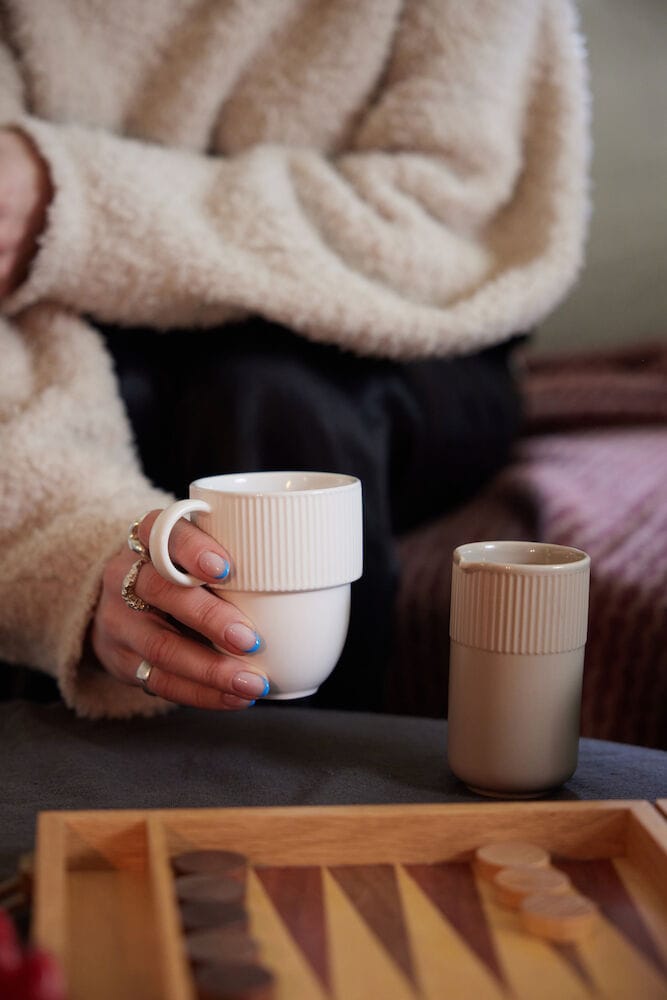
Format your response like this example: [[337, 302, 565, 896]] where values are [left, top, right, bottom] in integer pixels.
[[185, 927, 260, 967], [176, 874, 246, 905], [193, 961, 275, 1000], [172, 850, 248, 881], [180, 900, 250, 934]]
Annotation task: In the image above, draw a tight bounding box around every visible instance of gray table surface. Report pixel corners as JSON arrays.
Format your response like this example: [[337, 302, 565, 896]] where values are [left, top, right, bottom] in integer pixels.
[[1, 699, 666, 876]]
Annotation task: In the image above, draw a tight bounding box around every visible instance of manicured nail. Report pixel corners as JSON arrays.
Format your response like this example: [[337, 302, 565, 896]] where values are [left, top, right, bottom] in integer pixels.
[[199, 551, 230, 580], [232, 671, 270, 699], [224, 623, 262, 654]]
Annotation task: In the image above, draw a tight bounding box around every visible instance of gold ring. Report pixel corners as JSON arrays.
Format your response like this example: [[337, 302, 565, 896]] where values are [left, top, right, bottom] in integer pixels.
[[135, 659, 156, 696], [120, 557, 154, 613], [127, 513, 151, 558]]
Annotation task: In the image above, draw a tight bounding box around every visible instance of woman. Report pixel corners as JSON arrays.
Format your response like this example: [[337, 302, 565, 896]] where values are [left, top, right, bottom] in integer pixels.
[[0, 0, 589, 717]]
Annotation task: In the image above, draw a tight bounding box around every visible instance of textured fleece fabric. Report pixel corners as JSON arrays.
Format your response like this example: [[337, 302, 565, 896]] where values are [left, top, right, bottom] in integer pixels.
[[0, 0, 590, 716]]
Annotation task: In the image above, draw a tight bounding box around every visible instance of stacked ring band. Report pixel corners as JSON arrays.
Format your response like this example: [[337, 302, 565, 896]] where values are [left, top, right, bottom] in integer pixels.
[[127, 513, 151, 558], [120, 557, 154, 613], [135, 659, 156, 696]]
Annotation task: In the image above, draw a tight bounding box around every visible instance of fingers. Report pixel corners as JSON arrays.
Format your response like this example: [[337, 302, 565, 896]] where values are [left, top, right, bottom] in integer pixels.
[[92, 546, 270, 712], [142, 670, 254, 711], [134, 509, 264, 657], [119, 611, 270, 706], [133, 560, 261, 656], [138, 509, 232, 583]]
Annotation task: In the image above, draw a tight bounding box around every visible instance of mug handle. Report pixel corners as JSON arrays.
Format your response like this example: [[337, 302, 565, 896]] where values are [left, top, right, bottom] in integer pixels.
[[149, 499, 212, 586]]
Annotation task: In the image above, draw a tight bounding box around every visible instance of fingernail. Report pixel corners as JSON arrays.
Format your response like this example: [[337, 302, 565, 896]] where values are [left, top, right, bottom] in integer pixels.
[[224, 623, 262, 654], [232, 671, 270, 698], [199, 551, 230, 580]]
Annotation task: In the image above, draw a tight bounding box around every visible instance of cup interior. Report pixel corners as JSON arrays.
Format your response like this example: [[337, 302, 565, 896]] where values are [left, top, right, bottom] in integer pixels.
[[192, 471, 357, 496], [454, 541, 588, 570]]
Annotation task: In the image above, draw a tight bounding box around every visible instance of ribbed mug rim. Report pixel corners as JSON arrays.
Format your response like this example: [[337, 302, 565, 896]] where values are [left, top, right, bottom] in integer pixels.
[[453, 540, 589, 573], [191, 470, 359, 498]]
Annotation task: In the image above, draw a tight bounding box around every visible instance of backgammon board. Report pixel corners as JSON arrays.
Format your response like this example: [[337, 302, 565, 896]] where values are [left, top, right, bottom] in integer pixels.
[[33, 801, 667, 999]]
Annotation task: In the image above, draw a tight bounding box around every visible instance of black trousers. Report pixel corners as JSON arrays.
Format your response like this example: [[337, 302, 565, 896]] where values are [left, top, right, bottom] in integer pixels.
[[103, 319, 524, 712]]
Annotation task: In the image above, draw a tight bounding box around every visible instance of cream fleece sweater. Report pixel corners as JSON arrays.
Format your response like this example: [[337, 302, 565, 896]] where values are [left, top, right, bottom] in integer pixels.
[[0, 0, 589, 716]]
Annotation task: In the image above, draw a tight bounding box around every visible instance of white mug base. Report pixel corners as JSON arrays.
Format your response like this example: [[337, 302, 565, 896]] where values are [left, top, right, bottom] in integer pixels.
[[264, 688, 318, 701], [213, 585, 351, 699]]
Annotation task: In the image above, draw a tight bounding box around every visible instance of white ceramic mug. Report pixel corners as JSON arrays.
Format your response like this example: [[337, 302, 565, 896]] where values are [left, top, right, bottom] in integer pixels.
[[447, 541, 590, 797], [149, 471, 363, 699]]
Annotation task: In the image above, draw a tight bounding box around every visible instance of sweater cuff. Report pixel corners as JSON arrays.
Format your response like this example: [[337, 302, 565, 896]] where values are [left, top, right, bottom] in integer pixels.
[[69, 635, 176, 720], [55, 495, 177, 719], [2, 115, 91, 315]]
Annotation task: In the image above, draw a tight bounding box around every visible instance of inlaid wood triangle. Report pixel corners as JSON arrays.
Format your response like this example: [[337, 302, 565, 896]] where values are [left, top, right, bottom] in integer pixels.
[[396, 864, 504, 999], [551, 942, 597, 992], [405, 861, 507, 990], [328, 864, 416, 987], [255, 865, 329, 991], [324, 869, 415, 1000], [557, 858, 667, 978]]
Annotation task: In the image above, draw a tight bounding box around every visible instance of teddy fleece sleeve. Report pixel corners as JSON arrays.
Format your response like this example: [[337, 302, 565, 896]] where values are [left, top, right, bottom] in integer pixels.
[[0, 306, 175, 718], [3, 0, 589, 359]]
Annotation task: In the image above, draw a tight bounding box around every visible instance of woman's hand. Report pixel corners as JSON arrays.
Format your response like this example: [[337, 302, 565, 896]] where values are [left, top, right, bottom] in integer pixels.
[[0, 128, 53, 298], [91, 510, 270, 708]]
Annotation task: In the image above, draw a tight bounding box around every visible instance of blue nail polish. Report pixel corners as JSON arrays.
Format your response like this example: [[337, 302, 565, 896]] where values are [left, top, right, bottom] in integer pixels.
[[215, 560, 230, 581], [244, 634, 262, 655], [247, 699, 256, 707], [260, 678, 270, 697]]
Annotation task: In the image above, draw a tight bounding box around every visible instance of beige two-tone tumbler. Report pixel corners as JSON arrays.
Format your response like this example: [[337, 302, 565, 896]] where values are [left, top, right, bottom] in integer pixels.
[[447, 541, 590, 797]]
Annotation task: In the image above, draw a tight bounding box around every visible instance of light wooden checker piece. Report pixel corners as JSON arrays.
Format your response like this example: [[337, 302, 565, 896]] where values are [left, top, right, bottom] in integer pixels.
[[477, 841, 600, 943], [520, 891, 600, 943], [474, 841, 552, 881], [492, 865, 573, 909]]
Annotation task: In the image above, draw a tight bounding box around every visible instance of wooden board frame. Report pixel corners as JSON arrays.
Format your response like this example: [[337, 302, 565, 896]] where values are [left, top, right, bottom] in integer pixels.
[[32, 800, 667, 1000]]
